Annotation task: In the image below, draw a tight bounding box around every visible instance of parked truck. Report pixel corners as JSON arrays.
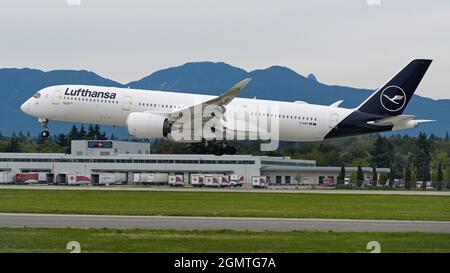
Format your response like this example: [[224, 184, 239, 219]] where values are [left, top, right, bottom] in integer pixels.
[[190, 174, 205, 187], [168, 174, 184, 187], [0, 172, 14, 184], [94, 172, 127, 186], [133, 173, 168, 185], [205, 174, 221, 187], [67, 174, 91, 186], [219, 175, 230, 187], [230, 175, 245, 187], [252, 176, 268, 188], [15, 172, 47, 184]]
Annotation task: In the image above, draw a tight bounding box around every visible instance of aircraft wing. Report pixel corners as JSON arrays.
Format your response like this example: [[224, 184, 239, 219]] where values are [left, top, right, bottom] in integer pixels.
[[167, 78, 251, 123]]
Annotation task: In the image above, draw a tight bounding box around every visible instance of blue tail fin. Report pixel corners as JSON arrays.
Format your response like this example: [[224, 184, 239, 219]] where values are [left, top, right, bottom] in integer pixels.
[[357, 59, 432, 116]]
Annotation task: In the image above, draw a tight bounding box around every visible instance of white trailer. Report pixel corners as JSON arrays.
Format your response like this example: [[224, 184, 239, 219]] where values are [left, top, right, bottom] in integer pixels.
[[219, 175, 230, 187], [252, 176, 268, 188], [98, 173, 114, 185], [38, 172, 47, 182], [97, 173, 127, 186], [134, 173, 168, 184], [133, 173, 141, 184], [230, 175, 245, 187], [67, 174, 91, 186], [15, 172, 48, 184], [0, 172, 14, 184], [190, 174, 205, 187], [205, 174, 221, 187], [168, 175, 184, 187]]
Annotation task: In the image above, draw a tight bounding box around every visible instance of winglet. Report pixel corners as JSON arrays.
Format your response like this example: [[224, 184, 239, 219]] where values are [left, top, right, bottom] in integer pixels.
[[209, 78, 252, 106], [231, 78, 251, 92]]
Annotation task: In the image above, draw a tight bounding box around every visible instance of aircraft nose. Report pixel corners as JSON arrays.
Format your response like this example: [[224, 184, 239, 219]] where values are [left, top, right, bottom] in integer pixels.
[[20, 101, 29, 114]]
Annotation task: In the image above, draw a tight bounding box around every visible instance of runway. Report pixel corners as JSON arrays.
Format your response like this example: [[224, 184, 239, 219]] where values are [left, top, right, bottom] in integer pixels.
[[1, 213, 449, 233]]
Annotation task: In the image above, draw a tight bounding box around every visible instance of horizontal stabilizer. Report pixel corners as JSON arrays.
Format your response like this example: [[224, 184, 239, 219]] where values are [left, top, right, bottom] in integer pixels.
[[367, 115, 435, 131], [415, 119, 436, 124], [367, 115, 416, 126]]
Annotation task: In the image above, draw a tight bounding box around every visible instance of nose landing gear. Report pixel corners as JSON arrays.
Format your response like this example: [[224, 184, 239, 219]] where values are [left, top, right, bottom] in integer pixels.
[[39, 118, 50, 139]]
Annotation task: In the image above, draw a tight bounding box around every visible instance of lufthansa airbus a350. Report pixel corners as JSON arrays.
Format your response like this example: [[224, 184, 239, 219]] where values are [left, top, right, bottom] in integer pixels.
[[21, 59, 433, 155]]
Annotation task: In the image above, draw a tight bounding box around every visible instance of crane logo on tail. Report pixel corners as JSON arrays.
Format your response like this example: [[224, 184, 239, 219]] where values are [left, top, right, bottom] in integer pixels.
[[380, 85, 406, 112]]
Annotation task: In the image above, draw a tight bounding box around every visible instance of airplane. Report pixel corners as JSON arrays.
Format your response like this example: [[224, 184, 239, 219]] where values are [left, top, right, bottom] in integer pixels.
[[20, 59, 433, 155]]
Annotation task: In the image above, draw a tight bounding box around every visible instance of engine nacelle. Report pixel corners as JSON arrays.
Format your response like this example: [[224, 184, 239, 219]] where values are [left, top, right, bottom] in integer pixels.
[[126, 112, 171, 138]]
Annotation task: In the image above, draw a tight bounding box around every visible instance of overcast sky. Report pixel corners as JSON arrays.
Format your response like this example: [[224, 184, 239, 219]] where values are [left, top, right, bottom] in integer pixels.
[[0, 0, 449, 99]]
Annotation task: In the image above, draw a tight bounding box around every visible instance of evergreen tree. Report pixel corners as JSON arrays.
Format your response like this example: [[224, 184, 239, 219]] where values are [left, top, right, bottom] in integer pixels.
[[18, 131, 26, 142], [413, 132, 431, 189], [79, 125, 87, 140], [87, 124, 96, 139], [69, 125, 79, 141], [445, 131, 449, 141], [357, 166, 364, 187], [337, 165, 345, 185], [404, 163, 412, 189], [372, 165, 377, 186], [4, 137, 21, 152], [371, 136, 394, 168], [36, 135, 46, 145], [25, 131, 31, 143], [94, 125, 107, 140], [437, 162, 443, 191], [94, 124, 101, 138], [56, 133, 69, 146]]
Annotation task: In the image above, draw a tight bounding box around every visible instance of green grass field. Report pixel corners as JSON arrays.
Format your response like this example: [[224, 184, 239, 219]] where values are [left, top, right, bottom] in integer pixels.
[[1, 189, 449, 220], [0, 228, 449, 253]]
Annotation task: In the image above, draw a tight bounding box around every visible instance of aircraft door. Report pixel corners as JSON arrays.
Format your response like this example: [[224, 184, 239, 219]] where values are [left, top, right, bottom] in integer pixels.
[[329, 114, 339, 128], [122, 96, 133, 111]]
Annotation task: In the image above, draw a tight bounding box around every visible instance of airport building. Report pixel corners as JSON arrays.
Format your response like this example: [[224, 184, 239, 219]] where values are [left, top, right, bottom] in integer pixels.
[[0, 140, 389, 186]]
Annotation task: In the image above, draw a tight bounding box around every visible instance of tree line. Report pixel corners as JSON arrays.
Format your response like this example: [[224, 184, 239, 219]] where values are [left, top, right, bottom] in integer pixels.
[[0, 124, 114, 154]]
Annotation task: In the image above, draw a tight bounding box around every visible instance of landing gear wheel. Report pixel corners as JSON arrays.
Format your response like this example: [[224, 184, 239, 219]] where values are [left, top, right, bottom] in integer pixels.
[[38, 118, 50, 140], [41, 130, 49, 138]]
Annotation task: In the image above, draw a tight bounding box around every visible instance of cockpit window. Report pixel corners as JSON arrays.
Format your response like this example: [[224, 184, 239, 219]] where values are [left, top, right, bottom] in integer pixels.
[[33, 92, 41, 99]]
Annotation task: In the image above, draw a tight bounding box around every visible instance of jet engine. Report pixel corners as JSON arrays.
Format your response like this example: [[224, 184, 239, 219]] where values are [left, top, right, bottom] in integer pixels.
[[126, 112, 172, 138]]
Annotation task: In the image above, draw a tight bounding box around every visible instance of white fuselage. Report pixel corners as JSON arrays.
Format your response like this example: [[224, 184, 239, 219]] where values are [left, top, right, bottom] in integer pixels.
[[21, 85, 354, 142]]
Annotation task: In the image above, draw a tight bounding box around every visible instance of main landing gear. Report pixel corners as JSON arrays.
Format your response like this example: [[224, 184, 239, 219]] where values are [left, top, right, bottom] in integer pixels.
[[39, 118, 50, 139], [191, 141, 236, 156]]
